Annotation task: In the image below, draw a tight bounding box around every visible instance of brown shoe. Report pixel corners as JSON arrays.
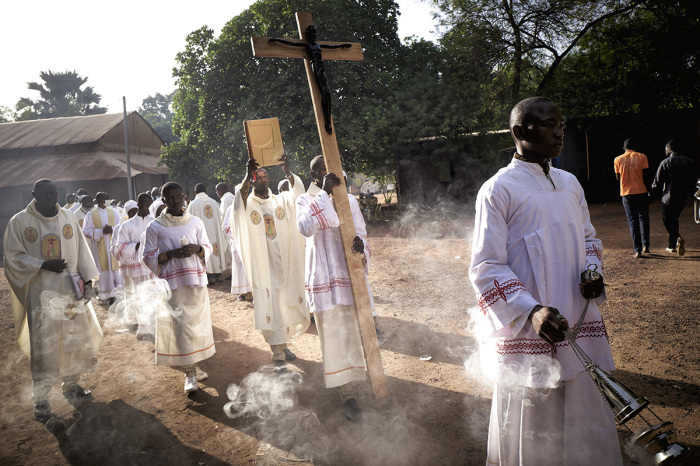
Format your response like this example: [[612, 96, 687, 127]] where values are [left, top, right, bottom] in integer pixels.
[[677, 237, 685, 256]]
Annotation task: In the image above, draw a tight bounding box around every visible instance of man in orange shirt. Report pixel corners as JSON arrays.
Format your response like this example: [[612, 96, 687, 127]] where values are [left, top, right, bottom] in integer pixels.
[[614, 138, 651, 258]]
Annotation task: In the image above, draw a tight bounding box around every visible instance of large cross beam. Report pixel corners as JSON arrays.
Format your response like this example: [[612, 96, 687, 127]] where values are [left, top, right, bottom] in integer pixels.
[[251, 12, 387, 399]]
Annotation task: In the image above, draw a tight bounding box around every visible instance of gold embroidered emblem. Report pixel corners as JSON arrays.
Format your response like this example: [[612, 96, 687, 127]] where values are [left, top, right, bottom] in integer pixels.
[[298, 297, 303, 304], [212, 242, 219, 256], [79, 219, 84, 228], [265, 314, 271, 324], [250, 210, 261, 225], [91, 357, 98, 365], [64, 304, 78, 320], [275, 206, 285, 220], [24, 227, 38, 243], [263, 214, 276, 240], [204, 205, 214, 219], [41, 234, 61, 260], [62, 224, 73, 239]]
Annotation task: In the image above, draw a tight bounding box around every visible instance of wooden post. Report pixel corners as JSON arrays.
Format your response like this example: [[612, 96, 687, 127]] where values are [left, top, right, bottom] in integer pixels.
[[251, 12, 386, 399]]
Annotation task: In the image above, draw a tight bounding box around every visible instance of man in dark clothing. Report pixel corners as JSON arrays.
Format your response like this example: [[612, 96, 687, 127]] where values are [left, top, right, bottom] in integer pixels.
[[652, 140, 699, 256]]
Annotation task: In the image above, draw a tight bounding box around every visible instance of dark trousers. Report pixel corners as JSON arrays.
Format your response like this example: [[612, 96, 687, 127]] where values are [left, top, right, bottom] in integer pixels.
[[621, 193, 650, 252], [661, 200, 686, 249]]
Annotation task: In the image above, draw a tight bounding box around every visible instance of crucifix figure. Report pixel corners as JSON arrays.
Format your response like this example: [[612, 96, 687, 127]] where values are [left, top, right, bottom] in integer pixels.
[[269, 25, 351, 134], [252, 12, 387, 399]]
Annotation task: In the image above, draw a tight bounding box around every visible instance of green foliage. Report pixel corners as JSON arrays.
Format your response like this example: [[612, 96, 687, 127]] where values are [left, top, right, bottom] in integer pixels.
[[0, 105, 14, 123], [432, 0, 643, 104], [164, 0, 403, 188], [546, 0, 700, 119], [15, 70, 107, 120], [138, 92, 178, 144]]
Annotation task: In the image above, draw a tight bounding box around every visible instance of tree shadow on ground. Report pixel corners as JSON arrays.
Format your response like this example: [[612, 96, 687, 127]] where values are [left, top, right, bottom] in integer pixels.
[[43, 399, 228, 466]]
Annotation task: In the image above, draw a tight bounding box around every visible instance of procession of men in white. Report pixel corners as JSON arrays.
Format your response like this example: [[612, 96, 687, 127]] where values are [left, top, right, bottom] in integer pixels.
[[3, 153, 377, 422], [4, 96, 632, 461]]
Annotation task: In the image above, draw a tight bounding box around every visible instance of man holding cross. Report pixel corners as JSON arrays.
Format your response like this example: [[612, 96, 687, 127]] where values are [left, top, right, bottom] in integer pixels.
[[252, 12, 385, 398], [232, 155, 309, 369], [297, 156, 374, 422]]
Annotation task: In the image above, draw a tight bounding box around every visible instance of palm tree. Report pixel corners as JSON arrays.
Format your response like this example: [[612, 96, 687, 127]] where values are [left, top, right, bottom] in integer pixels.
[[16, 70, 107, 120]]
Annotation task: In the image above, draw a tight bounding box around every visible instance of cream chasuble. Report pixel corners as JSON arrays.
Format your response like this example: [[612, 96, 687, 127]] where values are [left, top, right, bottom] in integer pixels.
[[3, 200, 103, 381], [233, 174, 309, 344], [187, 193, 229, 274]]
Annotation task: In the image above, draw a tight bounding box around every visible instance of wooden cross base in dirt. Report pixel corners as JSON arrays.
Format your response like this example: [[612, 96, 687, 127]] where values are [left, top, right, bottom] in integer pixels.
[[251, 12, 387, 399]]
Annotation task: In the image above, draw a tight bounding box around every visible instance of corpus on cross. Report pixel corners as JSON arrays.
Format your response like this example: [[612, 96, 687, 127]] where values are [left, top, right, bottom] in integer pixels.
[[269, 25, 351, 134]]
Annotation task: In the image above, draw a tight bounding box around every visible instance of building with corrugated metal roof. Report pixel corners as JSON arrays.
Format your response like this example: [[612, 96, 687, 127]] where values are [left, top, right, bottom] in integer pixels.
[[0, 112, 169, 256]]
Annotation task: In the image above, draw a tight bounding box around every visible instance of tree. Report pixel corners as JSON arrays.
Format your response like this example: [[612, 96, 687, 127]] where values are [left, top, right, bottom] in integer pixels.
[[164, 0, 404, 188], [546, 0, 700, 119], [433, 0, 643, 103], [15, 70, 107, 120], [138, 92, 178, 144], [0, 106, 14, 123]]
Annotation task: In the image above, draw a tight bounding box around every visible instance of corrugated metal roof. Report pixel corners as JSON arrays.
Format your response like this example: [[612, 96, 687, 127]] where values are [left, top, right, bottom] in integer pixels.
[[0, 151, 168, 188], [0, 113, 126, 150]]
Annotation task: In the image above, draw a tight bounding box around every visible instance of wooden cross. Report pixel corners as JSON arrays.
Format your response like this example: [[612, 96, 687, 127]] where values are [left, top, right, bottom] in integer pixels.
[[251, 11, 387, 399]]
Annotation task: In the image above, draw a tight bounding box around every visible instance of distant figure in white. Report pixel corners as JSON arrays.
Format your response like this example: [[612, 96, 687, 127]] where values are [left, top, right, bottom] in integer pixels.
[[188, 183, 229, 284], [82, 191, 123, 304], [114, 193, 157, 337], [222, 198, 252, 300]]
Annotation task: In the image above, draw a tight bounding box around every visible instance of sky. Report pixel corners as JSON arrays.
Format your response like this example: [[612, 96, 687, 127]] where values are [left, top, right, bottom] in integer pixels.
[[0, 0, 440, 115]]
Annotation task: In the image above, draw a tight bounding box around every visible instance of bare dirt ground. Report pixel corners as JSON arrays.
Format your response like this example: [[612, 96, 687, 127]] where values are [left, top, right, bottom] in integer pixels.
[[0, 200, 699, 465]]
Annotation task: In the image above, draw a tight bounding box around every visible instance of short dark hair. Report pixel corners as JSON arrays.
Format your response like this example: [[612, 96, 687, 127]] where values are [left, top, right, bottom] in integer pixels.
[[161, 182, 182, 198], [509, 96, 553, 130], [310, 155, 324, 171], [76, 188, 88, 196], [194, 183, 206, 193], [137, 192, 152, 203], [665, 139, 680, 153], [33, 179, 54, 191], [81, 196, 93, 206], [623, 138, 637, 151]]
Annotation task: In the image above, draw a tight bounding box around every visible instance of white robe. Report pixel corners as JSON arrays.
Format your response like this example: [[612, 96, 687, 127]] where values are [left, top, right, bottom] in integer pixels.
[[233, 175, 310, 344], [222, 205, 251, 294], [3, 201, 103, 383], [82, 206, 123, 299], [115, 214, 155, 283], [188, 192, 229, 274], [296, 184, 374, 312], [297, 184, 372, 387], [470, 158, 621, 465], [142, 211, 215, 366], [114, 214, 157, 333], [149, 198, 164, 218], [219, 191, 235, 270]]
